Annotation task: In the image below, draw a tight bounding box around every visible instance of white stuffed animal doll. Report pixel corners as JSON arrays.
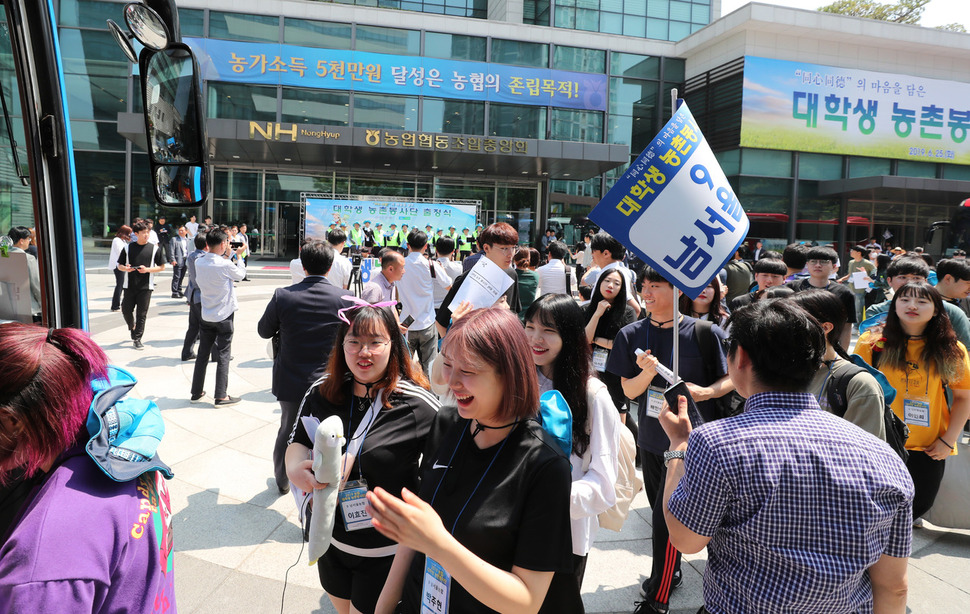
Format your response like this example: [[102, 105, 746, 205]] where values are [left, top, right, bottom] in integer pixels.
[[308, 415, 345, 564]]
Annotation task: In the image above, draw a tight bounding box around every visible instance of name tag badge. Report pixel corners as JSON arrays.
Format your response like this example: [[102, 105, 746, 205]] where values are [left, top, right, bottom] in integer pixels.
[[338, 479, 373, 531], [421, 556, 450, 614], [592, 347, 609, 372], [903, 397, 931, 428], [646, 386, 665, 419]]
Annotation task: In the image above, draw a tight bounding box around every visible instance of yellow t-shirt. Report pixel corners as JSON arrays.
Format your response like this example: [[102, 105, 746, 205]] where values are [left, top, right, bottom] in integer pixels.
[[855, 331, 970, 455]]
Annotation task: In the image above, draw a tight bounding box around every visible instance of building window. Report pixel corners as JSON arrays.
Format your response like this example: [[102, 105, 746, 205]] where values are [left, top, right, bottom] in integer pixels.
[[281, 88, 350, 126], [741, 149, 792, 178], [490, 39, 549, 68], [552, 0, 710, 40], [284, 19, 352, 50], [207, 82, 277, 122], [524, 0, 551, 25], [353, 93, 419, 130], [179, 8, 205, 37], [424, 33, 487, 62], [799, 153, 843, 181], [208, 12, 280, 43], [549, 109, 603, 142], [422, 98, 485, 135], [553, 46, 606, 74], [355, 25, 420, 56], [489, 103, 546, 139], [58, 0, 124, 28], [848, 156, 891, 178]]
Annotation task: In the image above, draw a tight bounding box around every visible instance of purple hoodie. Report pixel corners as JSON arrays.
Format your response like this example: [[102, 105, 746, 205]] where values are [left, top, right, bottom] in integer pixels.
[[0, 446, 176, 613]]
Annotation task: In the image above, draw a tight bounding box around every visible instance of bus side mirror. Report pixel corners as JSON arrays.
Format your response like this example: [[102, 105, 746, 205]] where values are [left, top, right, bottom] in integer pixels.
[[139, 43, 209, 207]]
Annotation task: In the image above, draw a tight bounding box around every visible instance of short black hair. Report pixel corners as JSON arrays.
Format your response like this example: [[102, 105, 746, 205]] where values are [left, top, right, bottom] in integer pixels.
[[727, 300, 824, 392], [327, 229, 347, 246], [637, 265, 671, 288], [849, 244, 867, 256], [435, 236, 455, 255], [787, 290, 848, 355], [206, 227, 229, 248], [547, 241, 568, 260], [300, 240, 335, 276], [753, 258, 787, 276], [407, 229, 428, 250], [194, 232, 207, 250], [7, 226, 30, 243], [805, 246, 838, 264], [782, 243, 809, 270], [937, 258, 970, 282], [886, 256, 929, 279], [590, 232, 625, 261]]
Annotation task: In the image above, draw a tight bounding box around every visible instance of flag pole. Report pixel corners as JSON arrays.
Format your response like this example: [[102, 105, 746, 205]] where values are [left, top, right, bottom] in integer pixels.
[[670, 88, 680, 383]]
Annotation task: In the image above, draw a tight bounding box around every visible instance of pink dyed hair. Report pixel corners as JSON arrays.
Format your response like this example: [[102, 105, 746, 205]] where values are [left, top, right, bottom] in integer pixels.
[[442, 308, 539, 421], [0, 324, 108, 482]]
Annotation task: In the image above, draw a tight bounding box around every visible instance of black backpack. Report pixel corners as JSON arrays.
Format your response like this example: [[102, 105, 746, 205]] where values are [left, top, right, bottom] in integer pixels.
[[825, 357, 910, 463]]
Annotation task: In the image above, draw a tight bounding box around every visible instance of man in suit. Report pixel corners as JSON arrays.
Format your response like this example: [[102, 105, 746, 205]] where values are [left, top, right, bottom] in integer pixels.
[[170, 224, 189, 298], [257, 240, 352, 495]]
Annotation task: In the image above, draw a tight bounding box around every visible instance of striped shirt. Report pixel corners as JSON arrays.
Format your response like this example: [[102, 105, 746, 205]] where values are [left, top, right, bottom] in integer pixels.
[[668, 391, 914, 614]]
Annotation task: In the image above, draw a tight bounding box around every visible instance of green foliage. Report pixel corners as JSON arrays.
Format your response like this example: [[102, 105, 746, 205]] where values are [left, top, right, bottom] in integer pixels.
[[818, 0, 928, 24], [937, 22, 968, 32]]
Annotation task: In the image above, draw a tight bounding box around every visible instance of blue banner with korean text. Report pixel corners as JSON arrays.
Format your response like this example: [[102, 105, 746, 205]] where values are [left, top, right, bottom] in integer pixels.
[[186, 38, 607, 112], [588, 103, 749, 300]]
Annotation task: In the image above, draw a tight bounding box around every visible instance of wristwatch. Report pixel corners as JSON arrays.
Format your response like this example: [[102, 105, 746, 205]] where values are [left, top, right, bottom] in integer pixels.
[[663, 449, 686, 467]]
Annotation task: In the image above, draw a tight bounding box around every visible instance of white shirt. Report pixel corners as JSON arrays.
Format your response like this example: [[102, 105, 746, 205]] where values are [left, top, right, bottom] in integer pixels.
[[194, 251, 246, 322], [326, 253, 352, 289], [148, 230, 159, 245], [434, 257, 463, 308], [536, 259, 577, 297], [399, 252, 452, 330], [587, 261, 635, 297], [538, 373, 619, 556], [289, 258, 305, 284], [108, 236, 127, 269], [185, 221, 199, 238]]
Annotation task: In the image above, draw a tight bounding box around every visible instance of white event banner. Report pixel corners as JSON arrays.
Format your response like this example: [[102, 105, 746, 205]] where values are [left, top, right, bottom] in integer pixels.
[[589, 102, 749, 300]]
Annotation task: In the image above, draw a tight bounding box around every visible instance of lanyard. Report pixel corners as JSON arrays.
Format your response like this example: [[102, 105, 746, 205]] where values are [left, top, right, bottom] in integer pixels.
[[344, 387, 384, 480], [904, 363, 930, 398], [645, 320, 676, 383], [815, 361, 835, 405], [431, 419, 515, 534]]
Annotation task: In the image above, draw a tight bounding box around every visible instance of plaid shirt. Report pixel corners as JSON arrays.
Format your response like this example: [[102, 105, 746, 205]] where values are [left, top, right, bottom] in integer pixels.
[[668, 392, 914, 614]]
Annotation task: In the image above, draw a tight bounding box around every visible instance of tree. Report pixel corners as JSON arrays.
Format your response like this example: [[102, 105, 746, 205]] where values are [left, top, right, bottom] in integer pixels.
[[819, 0, 964, 30]]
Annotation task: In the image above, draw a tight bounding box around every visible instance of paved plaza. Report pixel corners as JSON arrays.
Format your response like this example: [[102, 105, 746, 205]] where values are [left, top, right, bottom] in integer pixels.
[[83, 258, 970, 613]]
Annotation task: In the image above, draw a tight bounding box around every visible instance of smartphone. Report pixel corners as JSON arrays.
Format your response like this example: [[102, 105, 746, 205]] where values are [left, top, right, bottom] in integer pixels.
[[400, 314, 415, 328], [663, 380, 705, 429], [230, 241, 243, 249]]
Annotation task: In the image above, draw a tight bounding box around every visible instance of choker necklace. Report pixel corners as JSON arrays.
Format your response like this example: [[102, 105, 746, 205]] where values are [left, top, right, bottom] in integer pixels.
[[648, 316, 675, 327], [471, 419, 518, 438], [353, 379, 376, 410]]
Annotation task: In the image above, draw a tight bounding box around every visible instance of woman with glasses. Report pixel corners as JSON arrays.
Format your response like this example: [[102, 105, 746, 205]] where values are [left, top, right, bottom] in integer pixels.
[[285, 302, 440, 614], [370, 308, 578, 614]]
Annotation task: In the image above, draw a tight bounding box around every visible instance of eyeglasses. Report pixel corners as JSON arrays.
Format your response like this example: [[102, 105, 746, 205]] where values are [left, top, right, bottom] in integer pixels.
[[807, 259, 832, 266], [343, 338, 391, 353], [492, 245, 518, 255]]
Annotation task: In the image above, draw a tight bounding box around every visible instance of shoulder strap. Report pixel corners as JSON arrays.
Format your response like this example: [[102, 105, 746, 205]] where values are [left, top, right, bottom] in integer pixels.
[[825, 363, 867, 419], [565, 265, 572, 295]]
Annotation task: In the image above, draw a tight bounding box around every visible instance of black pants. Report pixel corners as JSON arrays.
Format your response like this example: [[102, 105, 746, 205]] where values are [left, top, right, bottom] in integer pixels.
[[191, 313, 234, 399], [121, 288, 152, 341], [275, 400, 300, 490], [643, 450, 681, 607], [908, 450, 947, 519], [111, 269, 125, 311], [171, 263, 187, 294]]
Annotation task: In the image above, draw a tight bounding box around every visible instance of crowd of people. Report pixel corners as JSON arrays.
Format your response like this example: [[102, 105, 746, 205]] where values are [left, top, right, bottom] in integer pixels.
[[4, 218, 970, 614]]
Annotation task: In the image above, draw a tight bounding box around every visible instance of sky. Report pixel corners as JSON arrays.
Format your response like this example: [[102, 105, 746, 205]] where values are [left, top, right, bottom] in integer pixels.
[[718, 0, 970, 29]]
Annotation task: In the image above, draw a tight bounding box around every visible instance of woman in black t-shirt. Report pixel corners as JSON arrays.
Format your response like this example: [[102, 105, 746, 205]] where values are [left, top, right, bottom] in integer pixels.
[[368, 308, 577, 614], [285, 304, 439, 614], [585, 269, 637, 416]]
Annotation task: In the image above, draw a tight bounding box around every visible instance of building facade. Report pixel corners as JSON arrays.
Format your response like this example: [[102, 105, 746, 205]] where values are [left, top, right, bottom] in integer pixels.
[[3, 0, 969, 260]]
